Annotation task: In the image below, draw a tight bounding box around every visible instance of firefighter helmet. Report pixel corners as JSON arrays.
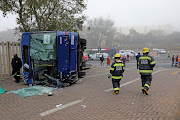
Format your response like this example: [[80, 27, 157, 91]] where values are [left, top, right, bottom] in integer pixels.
[[142, 47, 149, 53], [114, 53, 120, 58]]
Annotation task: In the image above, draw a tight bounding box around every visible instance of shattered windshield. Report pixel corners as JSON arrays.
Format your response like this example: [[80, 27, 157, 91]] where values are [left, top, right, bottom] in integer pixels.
[[30, 32, 56, 61]]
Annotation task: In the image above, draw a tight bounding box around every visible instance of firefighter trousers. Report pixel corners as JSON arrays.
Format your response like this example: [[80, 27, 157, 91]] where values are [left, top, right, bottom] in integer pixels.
[[112, 79, 121, 91], [12, 70, 20, 83], [141, 75, 152, 91]]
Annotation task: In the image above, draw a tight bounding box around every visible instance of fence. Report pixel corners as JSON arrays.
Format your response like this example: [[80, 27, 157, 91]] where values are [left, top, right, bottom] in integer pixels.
[[0, 42, 21, 76]]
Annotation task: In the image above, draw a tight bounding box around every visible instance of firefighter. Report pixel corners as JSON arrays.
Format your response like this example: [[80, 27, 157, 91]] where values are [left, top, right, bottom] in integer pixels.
[[11, 54, 22, 83], [108, 53, 125, 94], [138, 48, 156, 95]]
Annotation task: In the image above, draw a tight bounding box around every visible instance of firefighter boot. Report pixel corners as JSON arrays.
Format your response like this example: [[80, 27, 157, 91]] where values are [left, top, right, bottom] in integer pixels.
[[113, 90, 119, 95], [142, 87, 145, 94], [142, 89, 145, 94], [143, 88, 149, 95]]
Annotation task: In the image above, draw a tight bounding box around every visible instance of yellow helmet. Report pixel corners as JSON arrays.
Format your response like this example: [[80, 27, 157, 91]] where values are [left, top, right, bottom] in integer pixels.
[[114, 53, 120, 58], [142, 47, 149, 53]]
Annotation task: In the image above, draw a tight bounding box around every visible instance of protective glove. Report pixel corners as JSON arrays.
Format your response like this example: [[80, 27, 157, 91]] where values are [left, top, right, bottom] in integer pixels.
[[108, 75, 111, 79]]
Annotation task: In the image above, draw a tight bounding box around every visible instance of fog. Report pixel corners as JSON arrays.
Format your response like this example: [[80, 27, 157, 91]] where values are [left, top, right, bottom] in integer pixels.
[[84, 0, 180, 30], [1, 0, 180, 31], [0, 0, 180, 50]]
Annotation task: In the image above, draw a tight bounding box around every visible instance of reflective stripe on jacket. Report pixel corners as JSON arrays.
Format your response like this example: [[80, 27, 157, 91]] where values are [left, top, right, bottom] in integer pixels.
[[109, 61, 124, 80], [138, 55, 156, 75]]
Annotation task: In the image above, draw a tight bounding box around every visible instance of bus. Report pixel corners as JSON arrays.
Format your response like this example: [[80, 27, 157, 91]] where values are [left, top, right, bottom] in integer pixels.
[[21, 31, 86, 86]]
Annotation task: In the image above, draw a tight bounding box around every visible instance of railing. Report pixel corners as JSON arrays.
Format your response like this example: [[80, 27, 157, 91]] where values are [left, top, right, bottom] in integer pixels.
[[0, 42, 21, 76]]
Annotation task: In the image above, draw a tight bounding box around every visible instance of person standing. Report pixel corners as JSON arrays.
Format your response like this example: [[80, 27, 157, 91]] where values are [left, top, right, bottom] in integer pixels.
[[136, 52, 141, 69], [157, 50, 159, 56], [107, 55, 111, 66], [172, 55, 175, 66], [175, 55, 178, 67], [11, 54, 22, 83], [121, 55, 127, 67], [178, 56, 180, 68], [167, 51, 171, 59], [100, 55, 104, 66], [108, 53, 125, 94], [138, 48, 156, 95], [127, 54, 130, 61]]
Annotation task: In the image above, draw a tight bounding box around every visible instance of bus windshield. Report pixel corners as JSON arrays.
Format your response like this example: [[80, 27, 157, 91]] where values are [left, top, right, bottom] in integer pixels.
[[30, 32, 56, 61]]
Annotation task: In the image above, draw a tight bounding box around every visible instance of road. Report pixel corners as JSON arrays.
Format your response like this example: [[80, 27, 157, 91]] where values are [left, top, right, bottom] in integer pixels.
[[0, 53, 180, 120]]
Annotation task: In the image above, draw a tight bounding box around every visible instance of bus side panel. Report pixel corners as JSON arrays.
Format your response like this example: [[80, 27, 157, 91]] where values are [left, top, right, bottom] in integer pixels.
[[57, 32, 70, 79], [21, 32, 33, 84], [69, 33, 78, 78]]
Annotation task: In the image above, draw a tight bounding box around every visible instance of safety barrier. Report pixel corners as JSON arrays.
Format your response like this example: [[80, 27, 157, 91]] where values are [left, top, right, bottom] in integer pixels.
[[0, 42, 21, 76]]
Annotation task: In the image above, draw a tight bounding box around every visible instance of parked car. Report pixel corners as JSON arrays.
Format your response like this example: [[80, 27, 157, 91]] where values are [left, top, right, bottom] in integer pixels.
[[159, 49, 166, 54], [119, 50, 137, 57], [153, 48, 159, 52], [91, 53, 109, 60]]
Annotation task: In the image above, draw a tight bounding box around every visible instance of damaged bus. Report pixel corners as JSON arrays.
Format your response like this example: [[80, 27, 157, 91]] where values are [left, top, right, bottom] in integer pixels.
[[21, 31, 86, 87]]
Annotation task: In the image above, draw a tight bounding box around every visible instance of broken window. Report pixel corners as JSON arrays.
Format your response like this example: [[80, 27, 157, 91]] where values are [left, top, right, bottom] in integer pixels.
[[30, 32, 56, 61]]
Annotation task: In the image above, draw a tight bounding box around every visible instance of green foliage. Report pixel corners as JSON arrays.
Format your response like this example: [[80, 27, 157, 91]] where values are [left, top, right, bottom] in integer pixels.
[[0, 0, 87, 32]]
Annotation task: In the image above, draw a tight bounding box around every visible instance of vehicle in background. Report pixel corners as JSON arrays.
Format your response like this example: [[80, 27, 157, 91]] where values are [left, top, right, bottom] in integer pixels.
[[153, 48, 159, 51], [159, 49, 166, 54], [119, 51, 126, 56], [119, 50, 137, 57], [91, 53, 109, 60], [83, 53, 88, 60]]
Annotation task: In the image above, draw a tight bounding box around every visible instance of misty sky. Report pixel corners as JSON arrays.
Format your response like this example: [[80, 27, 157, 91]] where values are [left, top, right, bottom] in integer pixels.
[[1, 0, 180, 31]]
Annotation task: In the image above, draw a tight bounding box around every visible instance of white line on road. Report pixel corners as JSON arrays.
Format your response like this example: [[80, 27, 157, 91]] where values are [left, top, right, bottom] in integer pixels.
[[40, 99, 83, 117], [104, 69, 168, 92], [78, 68, 133, 82]]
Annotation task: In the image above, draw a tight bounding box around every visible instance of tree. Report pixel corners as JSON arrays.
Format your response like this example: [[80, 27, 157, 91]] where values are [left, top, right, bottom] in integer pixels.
[[0, 0, 87, 32], [80, 17, 117, 49]]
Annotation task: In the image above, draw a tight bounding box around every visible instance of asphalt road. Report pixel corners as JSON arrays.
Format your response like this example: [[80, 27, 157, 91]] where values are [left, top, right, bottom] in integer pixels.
[[87, 53, 177, 68], [0, 53, 180, 120]]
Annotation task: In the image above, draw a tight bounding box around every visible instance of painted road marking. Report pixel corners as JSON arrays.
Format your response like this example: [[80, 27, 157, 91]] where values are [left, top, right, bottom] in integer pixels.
[[79, 68, 134, 82], [104, 69, 168, 92], [171, 71, 179, 75], [96, 70, 109, 73], [40, 99, 83, 117]]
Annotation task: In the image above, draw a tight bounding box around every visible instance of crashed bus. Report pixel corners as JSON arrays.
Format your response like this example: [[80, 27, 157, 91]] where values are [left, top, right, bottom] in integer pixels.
[[21, 31, 86, 87]]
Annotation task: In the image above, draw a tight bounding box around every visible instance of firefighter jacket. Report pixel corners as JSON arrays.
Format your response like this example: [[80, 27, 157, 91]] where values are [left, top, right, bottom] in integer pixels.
[[11, 57, 22, 72], [138, 55, 156, 75], [109, 61, 125, 80]]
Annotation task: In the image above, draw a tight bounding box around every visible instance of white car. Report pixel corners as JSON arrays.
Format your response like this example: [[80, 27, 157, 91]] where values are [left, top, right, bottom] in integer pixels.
[[159, 49, 166, 54], [153, 48, 159, 52], [91, 53, 109, 60], [119, 50, 137, 57]]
